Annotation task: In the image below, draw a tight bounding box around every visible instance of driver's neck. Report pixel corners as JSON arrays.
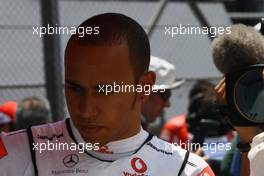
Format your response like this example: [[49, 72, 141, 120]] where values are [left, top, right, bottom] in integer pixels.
[[70, 118, 148, 161]]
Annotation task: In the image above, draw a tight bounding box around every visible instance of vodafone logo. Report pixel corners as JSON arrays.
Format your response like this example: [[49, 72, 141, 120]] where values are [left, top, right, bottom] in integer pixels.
[[130, 157, 147, 173]]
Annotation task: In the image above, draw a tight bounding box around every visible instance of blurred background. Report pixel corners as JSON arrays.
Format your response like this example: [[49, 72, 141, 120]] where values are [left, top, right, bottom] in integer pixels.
[[0, 0, 263, 122]]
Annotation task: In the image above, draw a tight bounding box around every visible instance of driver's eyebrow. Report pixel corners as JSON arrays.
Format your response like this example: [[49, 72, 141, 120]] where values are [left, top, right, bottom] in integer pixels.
[[65, 80, 83, 89]]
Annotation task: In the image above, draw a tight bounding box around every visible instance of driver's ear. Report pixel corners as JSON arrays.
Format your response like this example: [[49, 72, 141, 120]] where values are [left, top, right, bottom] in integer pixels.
[[137, 71, 156, 101]]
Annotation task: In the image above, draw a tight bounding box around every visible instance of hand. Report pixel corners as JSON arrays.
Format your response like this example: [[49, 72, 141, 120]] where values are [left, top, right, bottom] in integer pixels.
[[215, 77, 226, 106]]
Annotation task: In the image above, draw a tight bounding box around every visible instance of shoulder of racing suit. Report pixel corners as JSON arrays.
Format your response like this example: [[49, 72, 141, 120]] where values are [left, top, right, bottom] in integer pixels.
[[144, 136, 214, 176], [0, 120, 67, 176], [0, 128, 33, 175]]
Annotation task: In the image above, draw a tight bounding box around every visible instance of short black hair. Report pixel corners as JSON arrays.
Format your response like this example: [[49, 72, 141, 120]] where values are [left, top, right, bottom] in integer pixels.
[[189, 80, 214, 100], [65, 13, 150, 81]]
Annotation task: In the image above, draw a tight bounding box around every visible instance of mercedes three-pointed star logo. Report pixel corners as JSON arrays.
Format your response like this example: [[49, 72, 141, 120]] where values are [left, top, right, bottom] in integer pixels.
[[63, 154, 79, 168]]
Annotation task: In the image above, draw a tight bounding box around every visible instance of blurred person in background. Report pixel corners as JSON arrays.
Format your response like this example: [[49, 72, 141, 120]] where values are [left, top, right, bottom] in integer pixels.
[[160, 80, 215, 149], [0, 113, 12, 133], [186, 81, 233, 175], [15, 96, 52, 130], [0, 101, 17, 131], [141, 56, 184, 133], [189, 80, 215, 100]]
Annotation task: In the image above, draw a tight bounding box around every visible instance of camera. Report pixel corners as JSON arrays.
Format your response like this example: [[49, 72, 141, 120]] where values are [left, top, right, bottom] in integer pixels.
[[225, 64, 264, 126]]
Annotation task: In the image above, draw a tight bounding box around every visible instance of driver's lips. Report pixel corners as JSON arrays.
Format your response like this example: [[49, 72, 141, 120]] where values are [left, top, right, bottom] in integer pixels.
[[76, 123, 106, 135]]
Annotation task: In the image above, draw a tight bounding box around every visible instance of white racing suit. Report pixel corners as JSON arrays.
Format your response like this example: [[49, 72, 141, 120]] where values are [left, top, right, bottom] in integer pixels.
[[248, 132, 264, 176], [0, 118, 214, 176]]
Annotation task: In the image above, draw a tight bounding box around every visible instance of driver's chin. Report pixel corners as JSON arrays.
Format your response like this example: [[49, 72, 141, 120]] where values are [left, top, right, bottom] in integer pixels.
[[79, 129, 109, 146]]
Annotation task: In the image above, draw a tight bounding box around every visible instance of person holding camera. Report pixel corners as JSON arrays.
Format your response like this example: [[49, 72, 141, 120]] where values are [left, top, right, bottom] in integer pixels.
[[212, 22, 264, 176]]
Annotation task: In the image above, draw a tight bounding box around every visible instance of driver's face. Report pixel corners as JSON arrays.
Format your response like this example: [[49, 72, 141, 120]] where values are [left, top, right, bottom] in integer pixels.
[[65, 41, 141, 145]]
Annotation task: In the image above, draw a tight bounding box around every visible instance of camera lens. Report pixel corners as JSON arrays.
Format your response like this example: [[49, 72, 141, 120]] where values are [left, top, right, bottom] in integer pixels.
[[234, 68, 264, 123]]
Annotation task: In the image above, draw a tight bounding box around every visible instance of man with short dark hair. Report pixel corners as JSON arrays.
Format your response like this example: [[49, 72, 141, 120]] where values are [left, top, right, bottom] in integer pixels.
[[0, 13, 214, 176]]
